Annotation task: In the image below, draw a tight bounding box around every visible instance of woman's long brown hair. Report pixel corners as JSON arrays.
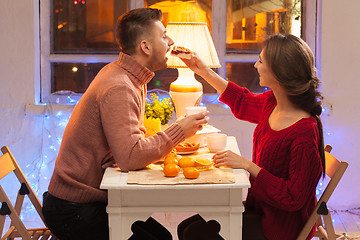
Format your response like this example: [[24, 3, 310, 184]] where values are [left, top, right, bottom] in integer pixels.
[[263, 34, 326, 177]]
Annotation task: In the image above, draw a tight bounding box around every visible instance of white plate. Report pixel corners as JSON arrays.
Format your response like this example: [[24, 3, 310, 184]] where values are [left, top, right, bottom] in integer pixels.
[[176, 150, 198, 155]]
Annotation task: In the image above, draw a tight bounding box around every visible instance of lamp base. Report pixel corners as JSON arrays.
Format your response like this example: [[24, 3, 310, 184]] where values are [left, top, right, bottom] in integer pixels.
[[170, 91, 202, 117]]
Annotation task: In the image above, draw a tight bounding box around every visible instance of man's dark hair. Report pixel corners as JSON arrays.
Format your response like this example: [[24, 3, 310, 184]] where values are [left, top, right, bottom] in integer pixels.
[[116, 8, 163, 55]]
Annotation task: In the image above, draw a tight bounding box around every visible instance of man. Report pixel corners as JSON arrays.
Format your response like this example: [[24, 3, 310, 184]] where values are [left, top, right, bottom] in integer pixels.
[[42, 8, 209, 240]]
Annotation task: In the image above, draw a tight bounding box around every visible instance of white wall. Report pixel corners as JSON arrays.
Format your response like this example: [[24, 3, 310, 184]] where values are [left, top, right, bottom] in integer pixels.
[[0, 0, 43, 200], [320, 0, 360, 209], [0, 0, 359, 209]]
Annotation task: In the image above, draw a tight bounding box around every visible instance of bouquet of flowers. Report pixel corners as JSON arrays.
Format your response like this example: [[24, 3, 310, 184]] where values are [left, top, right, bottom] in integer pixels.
[[145, 92, 174, 125]]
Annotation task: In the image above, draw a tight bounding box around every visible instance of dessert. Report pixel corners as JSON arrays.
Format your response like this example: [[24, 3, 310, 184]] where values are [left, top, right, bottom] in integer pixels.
[[170, 46, 193, 59], [175, 142, 200, 153]]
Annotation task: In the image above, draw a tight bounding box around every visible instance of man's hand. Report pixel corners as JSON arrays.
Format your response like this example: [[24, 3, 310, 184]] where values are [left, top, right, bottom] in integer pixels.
[[176, 111, 209, 138]]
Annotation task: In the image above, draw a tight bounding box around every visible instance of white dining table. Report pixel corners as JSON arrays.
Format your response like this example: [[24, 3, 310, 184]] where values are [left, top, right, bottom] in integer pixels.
[[100, 136, 251, 240]]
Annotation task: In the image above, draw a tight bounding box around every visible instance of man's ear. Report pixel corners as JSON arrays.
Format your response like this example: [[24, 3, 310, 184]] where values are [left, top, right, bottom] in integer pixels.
[[140, 40, 151, 56]]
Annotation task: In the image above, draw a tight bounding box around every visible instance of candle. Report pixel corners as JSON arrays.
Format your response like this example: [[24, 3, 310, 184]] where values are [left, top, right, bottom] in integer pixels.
[[144, 117, 161, 136]]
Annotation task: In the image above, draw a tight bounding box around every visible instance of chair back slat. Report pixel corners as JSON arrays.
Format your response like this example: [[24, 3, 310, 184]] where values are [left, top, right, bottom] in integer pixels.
[[325, 151, 341, 178], [319, 161, 348, 203], [0, 185, 32, 240], [297, 145, 348, 240], [0, 146, 57, 239], [0, 152, 15, 180], [1, 147, 46, 224]]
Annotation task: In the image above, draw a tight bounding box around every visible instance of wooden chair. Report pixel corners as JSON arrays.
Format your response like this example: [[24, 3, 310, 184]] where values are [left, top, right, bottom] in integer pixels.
[[0, 146, 57, 240], [297, 145, 348, 240]]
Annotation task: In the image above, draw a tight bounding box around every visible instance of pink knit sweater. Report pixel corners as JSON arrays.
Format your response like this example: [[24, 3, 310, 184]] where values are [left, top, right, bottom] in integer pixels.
[[219, 82, 322, 240], [48, 52, 185, 203]]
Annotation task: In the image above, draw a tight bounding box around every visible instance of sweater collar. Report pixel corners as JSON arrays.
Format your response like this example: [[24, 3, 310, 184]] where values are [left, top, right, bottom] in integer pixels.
[[117, 52, 155, 86]]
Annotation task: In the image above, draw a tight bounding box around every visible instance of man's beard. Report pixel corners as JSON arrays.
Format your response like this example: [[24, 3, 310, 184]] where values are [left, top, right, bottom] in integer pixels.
[[149, 55, 167, 72]]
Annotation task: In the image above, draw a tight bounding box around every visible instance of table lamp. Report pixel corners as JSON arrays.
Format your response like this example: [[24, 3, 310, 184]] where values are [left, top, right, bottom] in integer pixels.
[[166, 22, 221, 117]]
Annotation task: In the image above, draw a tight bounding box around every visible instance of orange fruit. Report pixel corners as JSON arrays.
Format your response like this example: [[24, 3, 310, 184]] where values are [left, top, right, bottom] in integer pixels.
[[194, 157, 213, 166], [164, 152, 179, 166], [194, 157, 214, 171], [163, 163, 180, 177], [183, 167, 200, 179], [178, 157, 195, 168]]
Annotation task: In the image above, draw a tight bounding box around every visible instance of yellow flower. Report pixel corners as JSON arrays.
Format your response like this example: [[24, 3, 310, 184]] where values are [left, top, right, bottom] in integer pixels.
[[145, 93, 174, 125]]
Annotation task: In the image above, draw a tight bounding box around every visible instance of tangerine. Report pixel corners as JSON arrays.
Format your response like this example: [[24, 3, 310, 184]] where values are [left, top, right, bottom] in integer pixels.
[[183, 167, 200, 179], [163, 163, 180, 177], [178, 157, 195, 168], [194, 157, 213, 166], [194, 157, 214, 171], [164, 152, 179, 166]]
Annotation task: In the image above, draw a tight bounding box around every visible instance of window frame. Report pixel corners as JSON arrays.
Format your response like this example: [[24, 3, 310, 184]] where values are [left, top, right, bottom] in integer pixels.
[[39, 0, 319, 103]]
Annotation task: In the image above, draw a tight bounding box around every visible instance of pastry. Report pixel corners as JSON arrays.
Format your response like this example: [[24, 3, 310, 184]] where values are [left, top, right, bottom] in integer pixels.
[[175, 142, 200, 152], [170, 46, 192, 59]]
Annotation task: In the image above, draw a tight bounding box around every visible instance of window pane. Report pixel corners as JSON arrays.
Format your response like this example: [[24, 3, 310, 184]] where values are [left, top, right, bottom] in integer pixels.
[[226, 0, 301, 53], [226, 62, 268, 93], [52, 0, 128, 53], [145, 0, 212, 31], [51, 62, 108, 93]]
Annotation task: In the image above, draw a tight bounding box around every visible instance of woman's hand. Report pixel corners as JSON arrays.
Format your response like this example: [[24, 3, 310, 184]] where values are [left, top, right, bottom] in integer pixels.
[[180, 52, 209, 77], [180, 53, 229, 94], [212, 150, 248, 169], [212, 150, 261, 178]]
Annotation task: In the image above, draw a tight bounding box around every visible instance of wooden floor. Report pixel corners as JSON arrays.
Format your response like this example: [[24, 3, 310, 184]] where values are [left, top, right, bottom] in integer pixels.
[[3, 209, 360, 239], [325, 209, 360, 239], [152, 210, 360, 240]]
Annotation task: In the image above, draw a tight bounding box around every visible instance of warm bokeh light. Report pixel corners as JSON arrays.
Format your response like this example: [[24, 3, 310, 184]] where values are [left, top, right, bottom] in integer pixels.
[[147, 0, 211, 29]]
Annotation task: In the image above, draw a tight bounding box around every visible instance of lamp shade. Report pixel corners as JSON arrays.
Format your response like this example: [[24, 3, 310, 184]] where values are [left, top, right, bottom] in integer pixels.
[[166, 22, 221, 68]]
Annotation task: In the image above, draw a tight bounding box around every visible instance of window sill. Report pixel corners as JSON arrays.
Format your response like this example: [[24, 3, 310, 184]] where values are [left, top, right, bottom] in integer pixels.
[[25, 104, 76, 116]]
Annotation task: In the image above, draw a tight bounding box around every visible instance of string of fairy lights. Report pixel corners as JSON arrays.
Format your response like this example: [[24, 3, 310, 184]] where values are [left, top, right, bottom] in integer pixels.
[[22, 91, 81, 219], [21, 92, 335, 221]]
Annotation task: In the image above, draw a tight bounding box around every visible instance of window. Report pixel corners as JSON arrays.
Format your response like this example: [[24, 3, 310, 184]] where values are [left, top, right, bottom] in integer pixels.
[[51, 62, 108, 93], [226, 0, 301, 53], [52, 0, 125, 53], [40, 0, 316, 102], [40, 0, 129, 101], [224, 0, 302, 93], [226, 62, 268, 93]]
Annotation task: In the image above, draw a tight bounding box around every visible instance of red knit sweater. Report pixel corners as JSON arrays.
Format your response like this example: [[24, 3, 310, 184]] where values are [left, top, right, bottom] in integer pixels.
[[48, 52, 185, 203], [219, 82, 322, 240]]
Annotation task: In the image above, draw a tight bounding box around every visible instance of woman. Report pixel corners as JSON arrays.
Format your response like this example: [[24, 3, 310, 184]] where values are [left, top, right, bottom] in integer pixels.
[[181, 34, 325, 240]]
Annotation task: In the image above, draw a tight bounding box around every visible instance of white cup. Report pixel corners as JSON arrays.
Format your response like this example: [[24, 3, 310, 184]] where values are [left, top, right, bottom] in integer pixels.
[[206, 133, 227, 153], [185, 106, 207, 116]]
